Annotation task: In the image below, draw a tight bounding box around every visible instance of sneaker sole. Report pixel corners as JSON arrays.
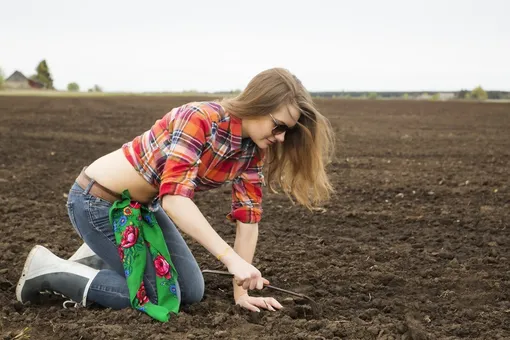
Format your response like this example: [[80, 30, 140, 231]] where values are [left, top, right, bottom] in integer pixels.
[[16, 245, 44, 303]]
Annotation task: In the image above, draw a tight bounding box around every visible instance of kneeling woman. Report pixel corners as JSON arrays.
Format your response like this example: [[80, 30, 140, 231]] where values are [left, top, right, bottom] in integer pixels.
[[16, 68, 335, 321]]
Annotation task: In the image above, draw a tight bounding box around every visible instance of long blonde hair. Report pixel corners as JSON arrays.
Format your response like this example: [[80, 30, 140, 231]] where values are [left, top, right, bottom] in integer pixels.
[[221, 68, 335, 209]]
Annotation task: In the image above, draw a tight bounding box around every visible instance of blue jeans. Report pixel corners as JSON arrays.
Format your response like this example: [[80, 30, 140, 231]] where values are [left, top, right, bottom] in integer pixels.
[[66, 180, 204, 309]]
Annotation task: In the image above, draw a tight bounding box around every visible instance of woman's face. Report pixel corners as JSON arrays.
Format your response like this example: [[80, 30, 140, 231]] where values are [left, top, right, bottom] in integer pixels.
[[242, 104, 301, 149]]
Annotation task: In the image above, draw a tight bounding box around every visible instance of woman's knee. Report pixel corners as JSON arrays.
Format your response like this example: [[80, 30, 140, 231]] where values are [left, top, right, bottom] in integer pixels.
[[181, 273, 205, 305]]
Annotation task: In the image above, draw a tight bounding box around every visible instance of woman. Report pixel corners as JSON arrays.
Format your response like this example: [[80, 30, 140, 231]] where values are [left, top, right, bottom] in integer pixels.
[[16, 68, 335, 321]]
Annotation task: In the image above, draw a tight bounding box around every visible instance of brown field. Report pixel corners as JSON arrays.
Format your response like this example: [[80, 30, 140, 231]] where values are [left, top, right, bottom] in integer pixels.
[[0, 96, 509, 339]]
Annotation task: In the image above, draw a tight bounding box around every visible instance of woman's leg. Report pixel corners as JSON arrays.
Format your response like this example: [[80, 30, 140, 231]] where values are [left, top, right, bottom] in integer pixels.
[[18, 177, 203, 309], [151, 202, 205, 305], [72, 199, 204, 306], [66, 182, 203, 307]]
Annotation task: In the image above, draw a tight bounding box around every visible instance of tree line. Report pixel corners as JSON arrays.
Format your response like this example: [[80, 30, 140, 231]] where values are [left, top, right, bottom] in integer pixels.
[[311, 87, 508, 101], [0, 62, 507, 100]]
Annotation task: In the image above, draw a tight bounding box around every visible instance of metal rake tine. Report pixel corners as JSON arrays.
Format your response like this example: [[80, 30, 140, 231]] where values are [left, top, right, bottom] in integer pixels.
[[264, 284, 315, 302]]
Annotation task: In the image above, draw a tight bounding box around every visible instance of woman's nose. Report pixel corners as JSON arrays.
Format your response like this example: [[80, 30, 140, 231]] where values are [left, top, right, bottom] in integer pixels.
[[275, 132, 286, 143]]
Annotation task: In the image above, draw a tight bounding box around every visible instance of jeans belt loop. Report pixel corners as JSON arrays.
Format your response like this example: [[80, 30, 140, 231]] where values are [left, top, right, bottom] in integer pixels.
[[83, 178, 96, 195]]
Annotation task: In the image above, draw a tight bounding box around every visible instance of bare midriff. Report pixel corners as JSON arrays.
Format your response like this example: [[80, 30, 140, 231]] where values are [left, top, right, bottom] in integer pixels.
[[84, 148, 158, 204]]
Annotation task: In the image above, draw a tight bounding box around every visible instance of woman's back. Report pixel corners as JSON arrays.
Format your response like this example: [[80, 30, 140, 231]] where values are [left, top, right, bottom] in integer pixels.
[[85, 148, 158, 204]]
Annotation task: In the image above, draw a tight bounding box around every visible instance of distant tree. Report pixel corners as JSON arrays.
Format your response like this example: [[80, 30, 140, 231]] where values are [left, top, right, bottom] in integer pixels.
[[368, 92, 378, 100], [87, 85, 103, 92], [403, 93, 409, 100], [33, 60, 54, 89], [67, 82, 80, 92], [0, 66, 4, 89], [471, 85, 488, 100]]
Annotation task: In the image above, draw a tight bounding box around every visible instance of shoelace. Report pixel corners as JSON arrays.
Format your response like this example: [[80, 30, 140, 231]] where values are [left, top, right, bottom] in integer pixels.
[[63, 300, 80, 309], [41, 290, 81, 309]]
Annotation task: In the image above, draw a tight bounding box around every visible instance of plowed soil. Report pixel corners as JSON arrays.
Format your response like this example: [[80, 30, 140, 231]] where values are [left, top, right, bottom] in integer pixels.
[[1, 96, 509, 339]]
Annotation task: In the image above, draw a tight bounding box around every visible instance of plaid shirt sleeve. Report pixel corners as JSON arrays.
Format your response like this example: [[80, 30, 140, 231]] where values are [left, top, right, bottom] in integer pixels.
[[159, 105, 211, 199], [227, 150, 265, 224]]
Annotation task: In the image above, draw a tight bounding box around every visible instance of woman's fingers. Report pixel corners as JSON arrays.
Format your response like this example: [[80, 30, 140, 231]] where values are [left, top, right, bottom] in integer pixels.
[[238, 299, 260, 312], [242, 280, 250, 290], [262, 299, 276, 311], [247, 297, 283, 312], [266, 297, 283, 310], [250, 272, 260, 290], [236, 294, 283, 313], [240, 277, 267, 290], [236, 295, 262, 312]]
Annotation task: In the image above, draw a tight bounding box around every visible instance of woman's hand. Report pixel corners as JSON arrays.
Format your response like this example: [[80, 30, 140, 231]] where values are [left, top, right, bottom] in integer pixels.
[[225, 254, 269, 290], [236, 293, 283, 312]]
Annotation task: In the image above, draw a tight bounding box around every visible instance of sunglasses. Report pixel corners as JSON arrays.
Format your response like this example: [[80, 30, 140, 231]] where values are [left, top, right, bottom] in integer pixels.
[[269, 114, 291, 136]]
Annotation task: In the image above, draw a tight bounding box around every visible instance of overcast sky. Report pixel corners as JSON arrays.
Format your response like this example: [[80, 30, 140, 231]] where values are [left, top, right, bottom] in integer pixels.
[[2, 0, 509, 92]]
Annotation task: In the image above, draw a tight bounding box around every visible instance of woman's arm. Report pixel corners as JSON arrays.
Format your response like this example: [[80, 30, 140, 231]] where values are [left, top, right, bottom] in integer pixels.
[[161, 195, 268, 290], [231, 220, 283, 312], [232, 221, 259, 300]]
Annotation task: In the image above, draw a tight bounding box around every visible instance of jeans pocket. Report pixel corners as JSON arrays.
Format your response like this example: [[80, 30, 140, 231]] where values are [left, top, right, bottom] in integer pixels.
[[87, 197, 115, 243]]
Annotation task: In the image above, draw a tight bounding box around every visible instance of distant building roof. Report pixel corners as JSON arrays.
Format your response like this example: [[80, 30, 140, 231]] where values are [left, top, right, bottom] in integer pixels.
[[5, 70, 45, 88], [6, 70, 29, 82]]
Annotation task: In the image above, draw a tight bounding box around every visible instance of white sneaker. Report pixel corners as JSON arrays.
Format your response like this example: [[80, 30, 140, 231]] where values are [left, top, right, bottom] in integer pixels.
[[16, 245, 99, 307], [69, 242, 111, 270], [68, 243, 97, 261]]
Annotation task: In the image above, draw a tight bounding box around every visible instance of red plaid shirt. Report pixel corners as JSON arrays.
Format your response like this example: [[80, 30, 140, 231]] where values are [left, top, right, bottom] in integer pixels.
[[122, 101, 264, 223]]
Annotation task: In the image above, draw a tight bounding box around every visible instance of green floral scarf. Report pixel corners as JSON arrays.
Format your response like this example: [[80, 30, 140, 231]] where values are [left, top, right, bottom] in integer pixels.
[[109, 190, 179, 322]]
